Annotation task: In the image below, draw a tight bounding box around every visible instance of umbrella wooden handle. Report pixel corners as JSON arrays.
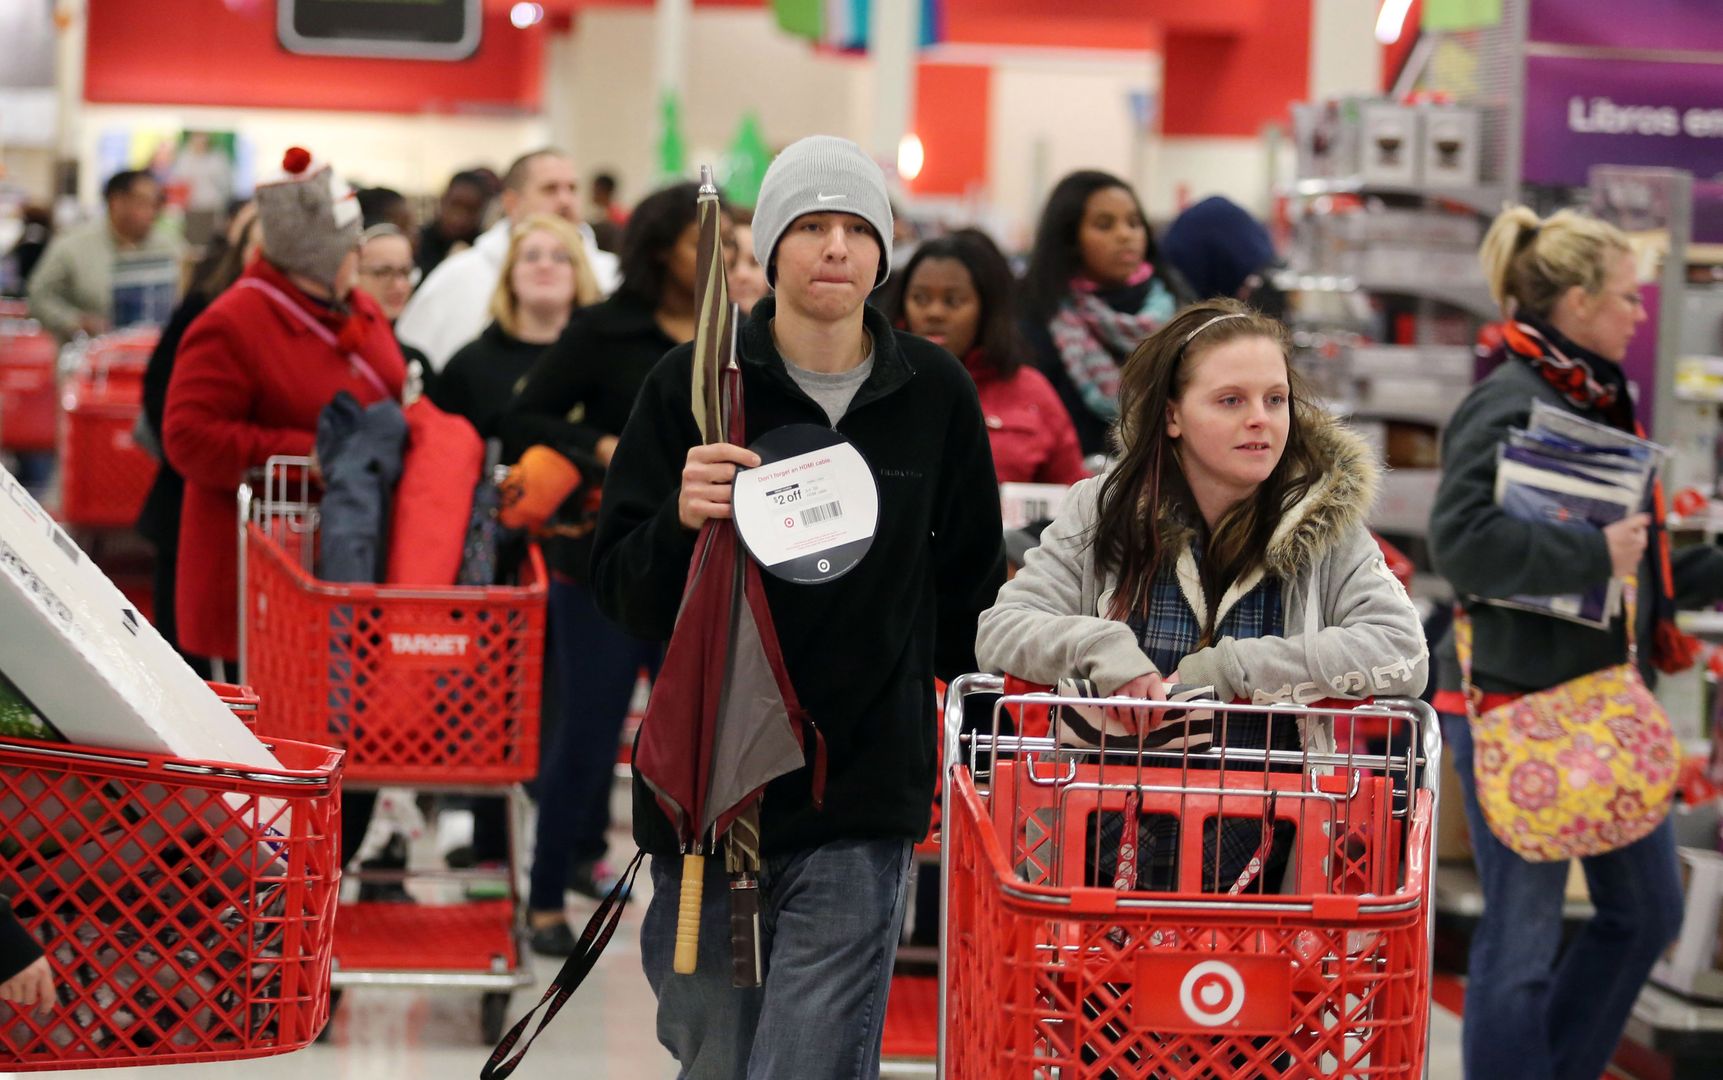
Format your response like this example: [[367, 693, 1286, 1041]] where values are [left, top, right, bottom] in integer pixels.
[[674, 853, 704, 975]]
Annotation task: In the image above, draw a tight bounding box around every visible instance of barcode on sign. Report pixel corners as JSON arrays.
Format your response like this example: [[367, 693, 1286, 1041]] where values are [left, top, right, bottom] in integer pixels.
[[1024, 499, 1050, 521], [800, 501, 843, 526]]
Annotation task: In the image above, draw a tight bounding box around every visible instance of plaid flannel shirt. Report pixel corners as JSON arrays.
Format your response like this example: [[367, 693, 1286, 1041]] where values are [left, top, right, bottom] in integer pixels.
[[1092, 540, 1296, 891]]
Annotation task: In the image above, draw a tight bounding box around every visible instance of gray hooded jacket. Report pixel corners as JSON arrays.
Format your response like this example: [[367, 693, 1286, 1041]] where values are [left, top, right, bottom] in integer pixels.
[[975, 418, 1429, 709]]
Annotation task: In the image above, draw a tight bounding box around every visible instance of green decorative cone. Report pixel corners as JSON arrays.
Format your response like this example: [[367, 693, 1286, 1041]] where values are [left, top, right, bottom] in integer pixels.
[[719, 113, 773, 209], [659, 92, 689, 184]]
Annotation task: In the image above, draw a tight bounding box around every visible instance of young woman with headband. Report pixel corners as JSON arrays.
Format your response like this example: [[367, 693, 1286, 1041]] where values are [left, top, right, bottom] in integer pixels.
[[977, 298, 1427, 888]]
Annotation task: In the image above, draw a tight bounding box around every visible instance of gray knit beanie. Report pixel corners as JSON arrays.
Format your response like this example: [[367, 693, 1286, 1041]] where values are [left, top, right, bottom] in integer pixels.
[[255, 147, 362, 291], [753, 136, 893, 289]]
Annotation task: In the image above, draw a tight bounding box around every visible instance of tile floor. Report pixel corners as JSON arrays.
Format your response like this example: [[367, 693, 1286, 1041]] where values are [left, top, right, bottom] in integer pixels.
[[2, 779, 1471, 1080]]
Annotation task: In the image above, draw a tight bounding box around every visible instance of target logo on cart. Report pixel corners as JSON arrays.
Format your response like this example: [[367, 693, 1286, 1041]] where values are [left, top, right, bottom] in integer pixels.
[[387, 631, 471, 661], [1137, 954, 1291, 1034]]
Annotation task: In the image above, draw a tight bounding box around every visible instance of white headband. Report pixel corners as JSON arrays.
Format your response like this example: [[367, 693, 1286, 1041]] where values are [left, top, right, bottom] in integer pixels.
[[1179, 312, 1252, 349]]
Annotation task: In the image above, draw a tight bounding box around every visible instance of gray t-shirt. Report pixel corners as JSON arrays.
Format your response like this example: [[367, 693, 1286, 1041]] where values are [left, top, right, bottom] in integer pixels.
[[784, 350, 875, 426]]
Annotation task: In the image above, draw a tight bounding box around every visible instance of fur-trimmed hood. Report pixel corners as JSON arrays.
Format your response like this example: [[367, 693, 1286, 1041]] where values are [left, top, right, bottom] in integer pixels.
[[1157, 410, 1379, 579]]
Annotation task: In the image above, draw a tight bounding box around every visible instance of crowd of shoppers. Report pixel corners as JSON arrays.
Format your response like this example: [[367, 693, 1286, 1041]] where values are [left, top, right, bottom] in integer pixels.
[[11, 128, 1708, 1080]]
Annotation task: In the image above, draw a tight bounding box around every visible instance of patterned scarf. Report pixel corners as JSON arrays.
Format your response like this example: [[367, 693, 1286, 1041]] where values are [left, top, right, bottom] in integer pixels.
[[1504, 317, 1697, 674], [1049, 263, 1177, 421]]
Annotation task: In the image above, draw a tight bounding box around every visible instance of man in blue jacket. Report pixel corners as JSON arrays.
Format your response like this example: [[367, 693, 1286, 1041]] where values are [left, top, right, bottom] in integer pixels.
[[591, 136, 1005, 1079]]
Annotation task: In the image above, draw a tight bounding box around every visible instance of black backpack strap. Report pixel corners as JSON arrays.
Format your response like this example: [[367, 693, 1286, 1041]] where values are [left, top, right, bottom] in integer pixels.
[[479, 850, 647, 1079]]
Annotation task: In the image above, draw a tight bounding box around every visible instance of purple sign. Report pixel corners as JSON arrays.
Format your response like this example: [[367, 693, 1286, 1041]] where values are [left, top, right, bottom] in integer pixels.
[[1530, 0, 1723, 54], [1694, 180, 1723, 245], [1524, 55, 1723, 187]]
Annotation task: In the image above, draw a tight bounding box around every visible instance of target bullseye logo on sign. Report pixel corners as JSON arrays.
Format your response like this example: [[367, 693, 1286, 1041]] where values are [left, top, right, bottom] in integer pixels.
[[1178, 961, 1246, 1027], [1138, 953, 1291, 1034]]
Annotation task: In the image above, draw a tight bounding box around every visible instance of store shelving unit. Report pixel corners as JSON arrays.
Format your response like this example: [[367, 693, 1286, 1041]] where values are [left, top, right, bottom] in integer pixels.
[[1280, 175, 1504, 576]]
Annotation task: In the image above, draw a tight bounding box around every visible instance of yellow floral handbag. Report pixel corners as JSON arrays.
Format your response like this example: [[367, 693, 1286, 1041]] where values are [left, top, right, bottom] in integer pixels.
[[1456, 580, 1678, 862]]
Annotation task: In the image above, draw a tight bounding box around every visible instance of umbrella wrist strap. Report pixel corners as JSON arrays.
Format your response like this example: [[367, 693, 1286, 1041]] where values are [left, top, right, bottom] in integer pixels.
[[480, 850, 647, 1079]]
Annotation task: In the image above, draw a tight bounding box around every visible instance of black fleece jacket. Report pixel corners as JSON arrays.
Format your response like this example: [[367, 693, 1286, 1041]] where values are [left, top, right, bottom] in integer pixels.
[[0, 893, 42, 983], [500, 292, 680, 584], [591, 296, 1006, 857], [1430, 343, 1723, 694]]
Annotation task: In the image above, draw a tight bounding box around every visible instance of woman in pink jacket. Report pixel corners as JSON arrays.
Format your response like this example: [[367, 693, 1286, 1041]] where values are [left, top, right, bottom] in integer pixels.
[[892, 231, 1087, 485]]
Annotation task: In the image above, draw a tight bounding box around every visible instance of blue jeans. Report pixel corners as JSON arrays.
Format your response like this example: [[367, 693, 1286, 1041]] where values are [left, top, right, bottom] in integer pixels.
[[641, 838, 915, 1080], [1440, 713, 1684, 1080], [529, 579, 660, 912]]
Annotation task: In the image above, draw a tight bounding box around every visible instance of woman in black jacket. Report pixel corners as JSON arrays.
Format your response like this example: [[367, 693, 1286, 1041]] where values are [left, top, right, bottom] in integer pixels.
[[1022, 171, 1192, 458], [1429, 205, 1723, 1080], [429, 214, 601, 441], [135, 206, 258, 673], [501, 182, 727, 954]]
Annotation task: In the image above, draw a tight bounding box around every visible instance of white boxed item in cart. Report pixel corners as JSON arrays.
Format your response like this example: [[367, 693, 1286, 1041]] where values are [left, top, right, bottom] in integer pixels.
[[0, 463, 279, 770], [1420, 103, 1482, 188], [1360, 103, 1420, 186]]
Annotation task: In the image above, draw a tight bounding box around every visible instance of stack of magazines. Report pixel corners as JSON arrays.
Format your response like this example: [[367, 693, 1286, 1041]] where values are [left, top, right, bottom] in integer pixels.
[[1490, 400, 1667, 628]]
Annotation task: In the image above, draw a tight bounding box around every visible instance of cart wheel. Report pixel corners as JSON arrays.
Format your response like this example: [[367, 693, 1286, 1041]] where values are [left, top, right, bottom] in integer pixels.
[[316, 989, 344, 1044], [480, 991, 511, 1045]]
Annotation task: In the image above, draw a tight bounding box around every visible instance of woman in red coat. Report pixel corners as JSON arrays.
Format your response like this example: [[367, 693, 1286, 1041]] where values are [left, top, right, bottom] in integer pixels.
[[164, 151, 405, 665], [891, 231, 1088, 485]]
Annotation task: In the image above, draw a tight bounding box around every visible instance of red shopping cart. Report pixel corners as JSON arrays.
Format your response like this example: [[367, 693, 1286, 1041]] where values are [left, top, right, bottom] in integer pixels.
[[938, 674, 1438, 1079], [0, 686, 343, 1069], [239, 457, 544, 1042], [57, 330, 159, 530], [0, 322, 57, 455]]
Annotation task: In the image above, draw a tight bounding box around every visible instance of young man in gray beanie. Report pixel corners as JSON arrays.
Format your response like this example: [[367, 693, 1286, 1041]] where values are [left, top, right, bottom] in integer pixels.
[[592, 136, 1005, 1078]]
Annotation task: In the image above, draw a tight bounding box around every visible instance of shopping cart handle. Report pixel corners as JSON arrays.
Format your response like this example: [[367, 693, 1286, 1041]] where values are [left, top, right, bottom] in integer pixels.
[[1311, 895, 1362, 922]]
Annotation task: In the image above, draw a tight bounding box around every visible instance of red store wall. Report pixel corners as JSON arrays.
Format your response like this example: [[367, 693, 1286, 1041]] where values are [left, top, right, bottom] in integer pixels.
[[84, 0, 546, 114]]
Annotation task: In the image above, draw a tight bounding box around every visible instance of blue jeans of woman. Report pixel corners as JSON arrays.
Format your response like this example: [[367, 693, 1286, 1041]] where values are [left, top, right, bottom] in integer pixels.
[[1439, 712, 1684, 1080], [641, 838, 915, 1080], [528, 579, 660, 912]]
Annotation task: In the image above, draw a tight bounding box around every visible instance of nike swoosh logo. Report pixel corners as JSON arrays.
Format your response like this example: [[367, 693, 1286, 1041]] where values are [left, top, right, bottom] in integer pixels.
[[816, 193, 845, 202]]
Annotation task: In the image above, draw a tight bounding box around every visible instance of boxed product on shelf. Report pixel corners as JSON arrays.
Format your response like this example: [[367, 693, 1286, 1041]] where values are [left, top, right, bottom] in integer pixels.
[[1420, 103, 1483, 188], [1353, 378, 1469, 427], [1349, 345, 1476, 382], [1351, 247, 1483, 287], [1385, 422, 1442, 469], [1292, 98, 1362, 179], [1361, 103, 1421, 186], [1348, 418, 1389, 463], [0, 462, 279, 771], [1333, 208, 1484, 249], [1371, 467, 1443, 537]]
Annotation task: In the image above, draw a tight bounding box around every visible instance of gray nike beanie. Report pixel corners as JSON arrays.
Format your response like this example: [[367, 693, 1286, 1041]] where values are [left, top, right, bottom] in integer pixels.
[[752, 135, 894, 289]]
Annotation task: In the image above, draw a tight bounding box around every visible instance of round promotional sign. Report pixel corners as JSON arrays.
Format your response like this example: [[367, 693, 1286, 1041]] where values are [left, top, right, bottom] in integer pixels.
[[731, 424, 880, 584]]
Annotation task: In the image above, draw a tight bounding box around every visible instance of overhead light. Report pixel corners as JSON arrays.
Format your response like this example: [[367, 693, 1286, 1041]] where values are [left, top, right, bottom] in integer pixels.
[[510, 2, 544, 30], [898, 134, 925, 183], [1374, 0, 1414, 45]]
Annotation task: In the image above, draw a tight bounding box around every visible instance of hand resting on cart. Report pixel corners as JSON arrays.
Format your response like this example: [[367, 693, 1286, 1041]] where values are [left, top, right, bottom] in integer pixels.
[[0, 955, 54, 1018], [0, 892, 57, 1019], [1102, 672, 1167, 732]]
